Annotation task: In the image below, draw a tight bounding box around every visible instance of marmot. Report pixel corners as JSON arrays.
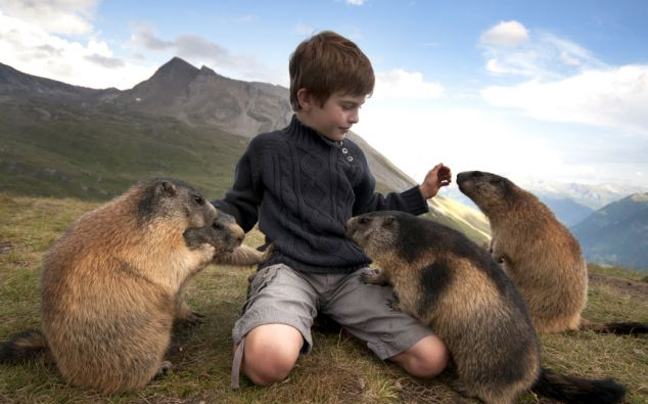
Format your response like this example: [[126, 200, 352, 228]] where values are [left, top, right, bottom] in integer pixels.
[[0, 178, 267, 393], [457, 170, 647, 334], [345, 211, 625, 404]]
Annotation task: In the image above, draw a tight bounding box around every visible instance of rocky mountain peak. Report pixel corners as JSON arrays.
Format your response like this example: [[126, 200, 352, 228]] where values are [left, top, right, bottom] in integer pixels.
[[142, 56, 200, 89], [199, 65, 218, 77]]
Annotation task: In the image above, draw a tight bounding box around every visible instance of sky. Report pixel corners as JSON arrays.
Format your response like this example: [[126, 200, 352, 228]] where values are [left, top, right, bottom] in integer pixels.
[[1, 0, 648, 190]]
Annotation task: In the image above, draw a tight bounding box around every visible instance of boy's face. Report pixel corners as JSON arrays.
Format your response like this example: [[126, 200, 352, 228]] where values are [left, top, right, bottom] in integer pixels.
[[299, 91, 366, 142]]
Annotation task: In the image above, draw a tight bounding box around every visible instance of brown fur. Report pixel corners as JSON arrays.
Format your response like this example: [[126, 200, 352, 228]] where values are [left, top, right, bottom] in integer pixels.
[[457, 171, 647, 335], [0, 178, 267, 393], [345, 211, 625, 404]]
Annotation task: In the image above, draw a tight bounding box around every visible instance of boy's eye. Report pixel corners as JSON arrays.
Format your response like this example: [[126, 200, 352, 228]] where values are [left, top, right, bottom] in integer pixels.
[[342, 104, 362, 111]]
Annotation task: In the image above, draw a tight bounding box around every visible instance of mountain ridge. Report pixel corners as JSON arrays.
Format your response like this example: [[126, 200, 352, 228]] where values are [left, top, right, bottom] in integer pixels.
[[111, 57, 293, 137], [571, 192, 648, 270]]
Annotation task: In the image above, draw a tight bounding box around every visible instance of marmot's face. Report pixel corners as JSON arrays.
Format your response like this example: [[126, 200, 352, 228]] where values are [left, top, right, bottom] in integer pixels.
[[184, 210, 244, 253], [178, 187, 219, 229], [137, 178, 218, 229], [457, 171, 512, 212], [345, 212, 399, 259]]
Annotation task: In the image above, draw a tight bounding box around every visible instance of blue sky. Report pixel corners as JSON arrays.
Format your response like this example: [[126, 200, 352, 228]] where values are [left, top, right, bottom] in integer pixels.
[[1, 0, 647, 190]]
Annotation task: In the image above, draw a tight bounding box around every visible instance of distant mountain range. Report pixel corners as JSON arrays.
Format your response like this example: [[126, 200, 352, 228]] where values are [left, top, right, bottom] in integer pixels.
[[572, 193, 648, 270], [0, 58, 489, 245], [524, 180, 646, 227]]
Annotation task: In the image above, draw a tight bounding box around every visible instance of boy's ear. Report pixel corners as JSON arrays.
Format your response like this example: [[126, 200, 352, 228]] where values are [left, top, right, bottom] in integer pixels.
[[296, 88, 314, 111]]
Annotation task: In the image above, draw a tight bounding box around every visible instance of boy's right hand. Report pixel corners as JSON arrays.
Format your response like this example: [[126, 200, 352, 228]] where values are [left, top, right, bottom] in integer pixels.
[[420, 163, 452, 199]]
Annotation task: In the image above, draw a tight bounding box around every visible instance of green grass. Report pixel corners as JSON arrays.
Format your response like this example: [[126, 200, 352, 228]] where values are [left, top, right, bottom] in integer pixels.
[[1, 193, 647, 404], [0, 99, 246, 201], [589, 263, 648, 281]]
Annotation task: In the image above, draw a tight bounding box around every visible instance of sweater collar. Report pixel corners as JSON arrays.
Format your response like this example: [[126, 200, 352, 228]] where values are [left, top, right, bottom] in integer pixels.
[[288, 115, 345, 148]]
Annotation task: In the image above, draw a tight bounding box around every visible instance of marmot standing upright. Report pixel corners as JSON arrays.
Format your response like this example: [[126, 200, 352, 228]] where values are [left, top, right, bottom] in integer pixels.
[[0, 178, 267, 392], [457, 170, 647, 334], [346, 211, 625, 404]]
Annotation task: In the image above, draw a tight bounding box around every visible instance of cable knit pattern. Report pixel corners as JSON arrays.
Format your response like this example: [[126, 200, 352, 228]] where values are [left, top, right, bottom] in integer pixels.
[[213, 115, 429, 274]]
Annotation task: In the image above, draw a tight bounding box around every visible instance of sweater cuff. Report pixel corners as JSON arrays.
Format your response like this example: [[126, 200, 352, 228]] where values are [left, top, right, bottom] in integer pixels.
[[401, 186, 429, 216]]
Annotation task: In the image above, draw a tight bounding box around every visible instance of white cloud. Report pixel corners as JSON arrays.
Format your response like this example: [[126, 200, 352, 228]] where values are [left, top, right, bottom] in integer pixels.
[[130, 23, 174, 51], [480, 20, 529, 48], [130, 24, 287, 86], [374, 69, 444, 99], [542, 34, 602, 69], [0, 10, 154, 89], [481, 22, 604, 80], [345, 0, 365, 5], [0, 0, 98, 35], [481, 65, 648, 135], [356, 104, 578, 186]]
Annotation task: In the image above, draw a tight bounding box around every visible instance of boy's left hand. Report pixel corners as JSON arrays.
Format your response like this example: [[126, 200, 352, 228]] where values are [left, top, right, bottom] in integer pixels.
[[419, 163, 452, 199]]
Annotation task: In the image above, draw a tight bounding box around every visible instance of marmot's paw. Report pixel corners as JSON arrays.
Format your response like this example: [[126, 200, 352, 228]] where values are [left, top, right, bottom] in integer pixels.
[[260, 243, 274, 260], [386, 296, 401, 311], [361, 270, 387, 285], [154, 361, 173, 380], [177, 311, 206, 327]]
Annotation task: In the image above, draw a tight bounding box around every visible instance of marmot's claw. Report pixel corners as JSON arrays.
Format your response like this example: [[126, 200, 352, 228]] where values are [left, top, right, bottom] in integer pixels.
[[180, 311, 206, 327], [361, 271, 384, 285], [261, 243, 275, 260], [360, 272, 375, 284], [387, 295, 401, 311], [362, 269, 390, 286], [154, 361, 173, 380]]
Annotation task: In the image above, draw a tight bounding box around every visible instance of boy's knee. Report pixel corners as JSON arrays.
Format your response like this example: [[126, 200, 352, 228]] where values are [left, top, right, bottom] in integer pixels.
[[241, 324, 304, 386], [391, 335, 449, 379], [244, 353, 294, 386]]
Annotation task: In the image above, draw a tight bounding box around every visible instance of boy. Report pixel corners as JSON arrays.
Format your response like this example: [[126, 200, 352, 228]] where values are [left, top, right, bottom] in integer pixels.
[[213, 31, 451, 387]]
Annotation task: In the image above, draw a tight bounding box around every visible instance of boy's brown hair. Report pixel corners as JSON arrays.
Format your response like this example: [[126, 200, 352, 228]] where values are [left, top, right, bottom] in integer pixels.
[[289, 30, 375, 111]]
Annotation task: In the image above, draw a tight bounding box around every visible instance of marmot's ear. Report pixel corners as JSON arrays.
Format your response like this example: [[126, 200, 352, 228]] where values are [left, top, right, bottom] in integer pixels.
[[383, 216, 396, 227], [161, 181, 177, 196], [488, 174, 504, 186]]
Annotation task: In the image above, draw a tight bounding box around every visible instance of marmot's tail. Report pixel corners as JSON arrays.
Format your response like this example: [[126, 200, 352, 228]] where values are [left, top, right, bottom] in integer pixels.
[[531, 368, 625, 404], [0, 329, 49, 363], [580, 318, 648, 335]]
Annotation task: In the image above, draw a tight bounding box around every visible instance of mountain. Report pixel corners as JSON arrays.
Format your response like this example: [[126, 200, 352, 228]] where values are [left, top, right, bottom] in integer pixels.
[[524, 179, 645, 210], [524, 180, 646, 226], [533, 197, 593, 227], [571, 193, 648, 271], [0, 61, 119, 104], [111, 57, 293, 138], [0, 58, 489, 244]]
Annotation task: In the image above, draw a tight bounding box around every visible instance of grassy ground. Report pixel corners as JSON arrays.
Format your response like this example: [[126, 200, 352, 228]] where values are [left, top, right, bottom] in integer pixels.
[[1, 193, 647, 404]]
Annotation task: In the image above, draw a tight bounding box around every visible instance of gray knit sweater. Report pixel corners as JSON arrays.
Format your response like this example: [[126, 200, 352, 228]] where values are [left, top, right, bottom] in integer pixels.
[[213, 115, 429, 274]]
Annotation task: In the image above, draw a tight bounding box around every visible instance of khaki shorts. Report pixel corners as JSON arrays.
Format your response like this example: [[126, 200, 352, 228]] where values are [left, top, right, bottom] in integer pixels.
[[232, 263, 432, 360]]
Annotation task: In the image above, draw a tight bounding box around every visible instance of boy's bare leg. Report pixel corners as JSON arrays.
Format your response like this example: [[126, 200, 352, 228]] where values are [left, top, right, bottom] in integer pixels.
[[389, 334, 448, 378], [234, 323, 304, 386]]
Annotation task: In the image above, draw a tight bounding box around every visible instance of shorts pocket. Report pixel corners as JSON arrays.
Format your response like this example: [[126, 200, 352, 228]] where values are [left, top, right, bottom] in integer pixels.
[[241, 264, 283, 314]]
